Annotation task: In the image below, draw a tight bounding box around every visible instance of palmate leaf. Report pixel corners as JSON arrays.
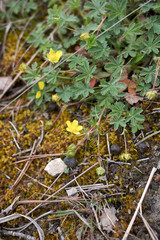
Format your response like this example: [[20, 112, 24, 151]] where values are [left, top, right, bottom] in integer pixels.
[[67, 0, 81, 10], [126, 107, 145, 133], [110, 116, 126, 130], [84, 0, 107, 18], [143, 33, 160, 54], [90, 105, 107, 121], [100, 78, 126, 98], [109, 102, 125, 118], [105, 56, 124, 76], [145, 16, 160, 34], [76, 60, 96, 83], [89, 40, 110, 60], [106, 0, 127, 21], [23, 62, 41, 84], [73, 82, 94, 99], [140, 65, 157, 84], [96, 94, 114, 107], [56, 86, 72, 102], [43, 67, 60, 84], [136, 81, 151, 96], [123, 22, 143, 37], [66, 55, 87, 69]]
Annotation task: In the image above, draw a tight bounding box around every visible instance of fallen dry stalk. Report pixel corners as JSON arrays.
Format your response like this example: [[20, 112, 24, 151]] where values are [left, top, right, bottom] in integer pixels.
[[122, 162, 159, 240]]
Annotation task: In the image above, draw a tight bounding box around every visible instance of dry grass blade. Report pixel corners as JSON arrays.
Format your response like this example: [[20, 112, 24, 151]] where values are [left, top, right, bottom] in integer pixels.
[[0, 213, 44, 240], [13, 140, 36, 188], [139, 206, 159, 240], [122, 165, 158, 240], [0, 230, 35, 240]]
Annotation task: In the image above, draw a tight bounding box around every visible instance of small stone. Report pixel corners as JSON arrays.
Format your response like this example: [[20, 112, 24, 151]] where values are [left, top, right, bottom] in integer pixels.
[[155, 174, 160, 183], [110, 144, 122, 155], [66, 187, 78, 197], [44, 158, 67, 177], [138, 142, 148, 154], [63, 157, 77, 168], [48, 103, 59, 112]]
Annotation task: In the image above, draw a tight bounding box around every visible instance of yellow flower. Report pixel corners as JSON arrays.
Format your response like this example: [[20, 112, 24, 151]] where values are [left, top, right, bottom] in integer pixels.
[[80, 32, 90, 41], [66, 120, 83, 135], [47, 48, 62, 63], [36, 91, 41, 99], [52, 94, 59, 102], [19, 63, 27, 72], [38, 81, 45, 90]]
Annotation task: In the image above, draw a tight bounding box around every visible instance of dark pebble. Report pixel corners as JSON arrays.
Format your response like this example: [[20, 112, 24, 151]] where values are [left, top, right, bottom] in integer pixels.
[[48, 103, 59, 112], [110, 144, 122, 155], [137, 142, 148, 154], [64, 157, 77, 168]]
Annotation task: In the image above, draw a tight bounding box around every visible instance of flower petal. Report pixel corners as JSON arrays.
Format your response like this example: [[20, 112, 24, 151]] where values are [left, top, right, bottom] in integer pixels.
[[38, 81, 45, 90], [66, 127, 72, 132], [36, 91, 41, 99], [50, 48, 55, 55], [72, 120, 78, 127], [66, 121, 71, 128], [76, 126, 83, 131], [56, 50, 63, 58], [73, 131, 80, 135]]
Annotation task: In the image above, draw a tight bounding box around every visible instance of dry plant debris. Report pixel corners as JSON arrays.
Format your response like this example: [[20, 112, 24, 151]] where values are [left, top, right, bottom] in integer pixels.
[[0, 0, 160, 239]]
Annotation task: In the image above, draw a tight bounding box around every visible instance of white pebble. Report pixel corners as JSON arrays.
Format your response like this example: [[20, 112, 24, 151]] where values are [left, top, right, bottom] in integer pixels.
[[44, 158, 67, 177]]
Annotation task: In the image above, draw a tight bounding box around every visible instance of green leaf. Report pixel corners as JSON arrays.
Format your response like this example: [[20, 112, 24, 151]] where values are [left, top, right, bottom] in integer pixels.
[[106, 0, 127, 21], [43, 67, 60, 84], [66, 55, 87, 69], [109, 102, 125, 118], [44, 93, 51, 102], [96, 167, 105, 176], [123, 22, 143, 37], [90, 105, 106, 121], [67, 0, 81, 10], [136, 81, 151, 96], [56, 86, 72, 102], [100, 78, 126, 98], [89, 40, 110, 60], [23, 63, 41, 84], [73, 82, 94, 99], [105, 56, 124, 77], [110, 116, 126, 130], [85, 34, 96, 50], [35, 96, 43, 106], [126, 107, 145, 133], [145, 16, 160, 34], [76, 60, 96, 83], [143, 33, 160, 54], [96, 94, 114, 107], [84, 0, 107, 19], [47, 5, 63, 23], [140, 65, 157, 84]]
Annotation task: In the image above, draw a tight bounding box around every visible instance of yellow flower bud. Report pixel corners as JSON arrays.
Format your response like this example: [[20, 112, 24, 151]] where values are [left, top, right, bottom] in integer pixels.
[[80, 32, 90, 41], [19, 63, 27, 72], [36, 91, 41, 99], [38, 81, 45, 90], [146, 90, 157, 100], [52, 94, 59, 102]]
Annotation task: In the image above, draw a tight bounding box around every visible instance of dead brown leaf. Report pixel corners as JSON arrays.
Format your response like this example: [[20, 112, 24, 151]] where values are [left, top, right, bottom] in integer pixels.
[[100, 207, 117, 233], [0, 76, 12, 92], [125, 93, 143, 105]]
